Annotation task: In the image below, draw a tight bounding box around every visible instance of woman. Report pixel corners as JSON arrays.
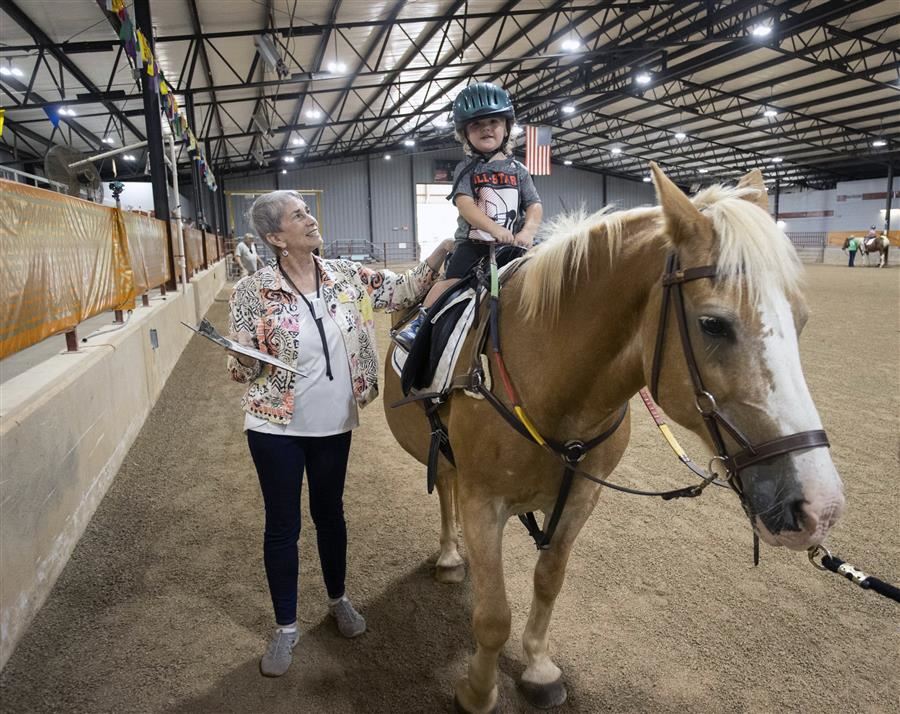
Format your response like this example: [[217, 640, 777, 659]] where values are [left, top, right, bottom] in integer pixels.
[[227, 190, 453, 677]]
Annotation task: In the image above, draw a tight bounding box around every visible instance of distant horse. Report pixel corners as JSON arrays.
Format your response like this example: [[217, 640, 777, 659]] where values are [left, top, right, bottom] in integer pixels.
[[383, 165, 845, 714], [860, 235, 890, 267]]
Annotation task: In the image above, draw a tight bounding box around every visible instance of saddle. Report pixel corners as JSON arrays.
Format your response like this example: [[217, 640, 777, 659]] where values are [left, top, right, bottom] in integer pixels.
[[394, 273, 481, 396], [393, 245, 526, 396]]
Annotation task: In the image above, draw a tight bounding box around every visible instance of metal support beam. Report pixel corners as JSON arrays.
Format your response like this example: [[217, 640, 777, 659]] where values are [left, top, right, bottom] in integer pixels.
[[1, 0, 146, 143], [134, 0, 175, 290], [885, 164, 894, 236]]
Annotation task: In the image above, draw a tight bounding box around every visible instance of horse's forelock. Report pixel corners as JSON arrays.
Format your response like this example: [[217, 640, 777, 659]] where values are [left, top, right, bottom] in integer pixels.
[[700, 190, 802, 307]]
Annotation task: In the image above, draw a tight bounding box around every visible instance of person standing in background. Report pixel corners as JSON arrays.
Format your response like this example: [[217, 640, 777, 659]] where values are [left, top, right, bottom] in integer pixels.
[[844, 235, 859, 267], [236, 233, 265, 277]]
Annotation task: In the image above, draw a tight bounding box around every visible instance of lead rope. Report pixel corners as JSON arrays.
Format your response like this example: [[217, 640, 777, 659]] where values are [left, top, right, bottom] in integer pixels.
[[808, 546, 900, 604]]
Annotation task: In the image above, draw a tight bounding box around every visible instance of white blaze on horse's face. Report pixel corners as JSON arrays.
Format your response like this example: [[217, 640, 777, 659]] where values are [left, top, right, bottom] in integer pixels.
[[750, 292, 846, 549]]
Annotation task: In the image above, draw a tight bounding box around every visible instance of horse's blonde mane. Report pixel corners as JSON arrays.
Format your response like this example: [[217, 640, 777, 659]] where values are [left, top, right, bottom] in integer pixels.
[[519, 184, 801, 321]]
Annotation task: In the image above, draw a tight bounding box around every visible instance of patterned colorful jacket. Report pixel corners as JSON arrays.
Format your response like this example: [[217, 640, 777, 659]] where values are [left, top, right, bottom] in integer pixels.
[[228, 257, 436, 423]]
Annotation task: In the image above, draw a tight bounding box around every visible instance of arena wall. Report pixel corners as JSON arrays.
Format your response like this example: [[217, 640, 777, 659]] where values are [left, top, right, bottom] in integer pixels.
[[0, 262, 227, 670], [219, 150, 656, 262], [769, 177, 899, 245]]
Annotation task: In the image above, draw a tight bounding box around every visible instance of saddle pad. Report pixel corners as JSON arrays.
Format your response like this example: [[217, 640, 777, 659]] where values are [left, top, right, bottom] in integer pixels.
[[391, 289, 478, 396]]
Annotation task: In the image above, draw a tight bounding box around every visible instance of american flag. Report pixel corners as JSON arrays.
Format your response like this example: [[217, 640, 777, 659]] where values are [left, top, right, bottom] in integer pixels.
[[525, 125, 552, 175]]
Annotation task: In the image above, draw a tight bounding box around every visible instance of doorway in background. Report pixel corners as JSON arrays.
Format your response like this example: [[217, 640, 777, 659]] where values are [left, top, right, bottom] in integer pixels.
[[415, 184, 457, 262]]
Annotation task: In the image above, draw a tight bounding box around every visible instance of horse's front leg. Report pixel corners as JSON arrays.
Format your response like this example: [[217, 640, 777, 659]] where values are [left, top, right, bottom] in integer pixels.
[[454, 496, 509, 714], [434, 465, 465, 583], [518, 479, 602, 709]]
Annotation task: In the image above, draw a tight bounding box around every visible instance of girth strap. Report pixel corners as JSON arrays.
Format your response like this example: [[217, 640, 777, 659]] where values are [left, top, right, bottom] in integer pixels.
[[424, 401, 454, 494]]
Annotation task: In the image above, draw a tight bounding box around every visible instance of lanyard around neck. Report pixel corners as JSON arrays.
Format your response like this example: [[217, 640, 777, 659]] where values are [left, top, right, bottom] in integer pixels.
[[279, 263, 333, 381]]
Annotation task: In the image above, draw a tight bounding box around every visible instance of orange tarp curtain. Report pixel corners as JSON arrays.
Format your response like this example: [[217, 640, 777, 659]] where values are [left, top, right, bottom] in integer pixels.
[[0, 179, 135, 359], [118, 210, 170, 295]]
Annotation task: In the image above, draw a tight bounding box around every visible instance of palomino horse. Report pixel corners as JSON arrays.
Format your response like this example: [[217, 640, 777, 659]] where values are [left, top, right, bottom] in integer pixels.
[[860, 235, 890, 267], [383, 164, 845, 714]]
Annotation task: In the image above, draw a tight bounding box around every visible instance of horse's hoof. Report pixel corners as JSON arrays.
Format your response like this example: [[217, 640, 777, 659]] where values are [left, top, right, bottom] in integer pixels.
[[435, 562, 466, 584], [518, 676, 568, 709]]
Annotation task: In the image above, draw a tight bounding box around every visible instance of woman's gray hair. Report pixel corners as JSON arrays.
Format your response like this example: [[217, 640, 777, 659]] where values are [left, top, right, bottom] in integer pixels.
[[248, 190, 305, 244], [455, 119, 517, 157]]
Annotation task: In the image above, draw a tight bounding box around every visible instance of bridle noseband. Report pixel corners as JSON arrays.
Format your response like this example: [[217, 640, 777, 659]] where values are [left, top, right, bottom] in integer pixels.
[[649, 252, 830, 502]]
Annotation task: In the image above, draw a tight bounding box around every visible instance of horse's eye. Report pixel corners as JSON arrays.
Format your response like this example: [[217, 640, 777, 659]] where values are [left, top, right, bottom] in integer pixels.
[[699, 315, 731, 338]]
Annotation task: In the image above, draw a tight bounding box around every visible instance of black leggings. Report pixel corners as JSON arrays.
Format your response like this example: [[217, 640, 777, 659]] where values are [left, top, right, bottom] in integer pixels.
[[246, 430, 352, 625]]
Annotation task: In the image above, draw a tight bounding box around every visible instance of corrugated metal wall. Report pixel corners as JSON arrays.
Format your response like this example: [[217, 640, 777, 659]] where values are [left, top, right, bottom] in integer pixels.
[[220, 150, 657, 262]]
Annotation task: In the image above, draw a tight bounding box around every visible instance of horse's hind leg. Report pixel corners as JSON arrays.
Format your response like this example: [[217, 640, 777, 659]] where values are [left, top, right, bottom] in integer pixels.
[[454, 498, 509, 714], [434, 466, 465, 583], [518, 484, 602, 709]]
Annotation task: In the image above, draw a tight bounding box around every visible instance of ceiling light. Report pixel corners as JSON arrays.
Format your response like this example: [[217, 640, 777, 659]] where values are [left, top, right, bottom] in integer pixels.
[[0, 67, 9, 76], [292, 136, 306, 146], [305, 108, 323, 120], [403, 139, 415, 147], [642, 176, 652, 183], [635, 72, 652, 85], [326, 61, 347, 74], [872, 139, 887, 147], [562, 104, 576, 114], [11, 67, 24, 77], [751, 25, 772, 38], [284, 156, 295, 163], [123, 154, 135, 161], [384, 154, 391, 160], [674, 132, 687, 140], [771, 156, 783, 163], [511, 124, 523, 136], [561, 39, 581, 52], [776, 220, 787, 229], [102, 136, 115, 144], [564, 160, 573, 166], [610, 147, 622, 155], [763, 108, 778, 118], [698, 168, 708, 174], [281, 169, 287, 174]]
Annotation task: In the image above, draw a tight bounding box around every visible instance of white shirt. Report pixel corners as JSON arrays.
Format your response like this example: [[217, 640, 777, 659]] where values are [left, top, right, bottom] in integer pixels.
[[244, 291, 359, 437], [236, 241, 260, 273]]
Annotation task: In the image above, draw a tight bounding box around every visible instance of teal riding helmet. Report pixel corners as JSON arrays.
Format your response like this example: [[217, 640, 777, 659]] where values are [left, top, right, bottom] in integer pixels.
[[452, 83, 515, 130]]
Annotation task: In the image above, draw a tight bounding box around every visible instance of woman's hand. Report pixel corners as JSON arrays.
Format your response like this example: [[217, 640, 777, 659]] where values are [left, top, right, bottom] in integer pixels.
[[426, 239, 457, 272]]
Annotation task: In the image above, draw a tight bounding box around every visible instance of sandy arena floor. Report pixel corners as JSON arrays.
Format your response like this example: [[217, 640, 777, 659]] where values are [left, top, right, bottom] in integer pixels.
[[1, 263, 897, 714]]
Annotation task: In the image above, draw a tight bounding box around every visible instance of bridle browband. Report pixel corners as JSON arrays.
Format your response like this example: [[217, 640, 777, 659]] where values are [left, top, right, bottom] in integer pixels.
[[649, 252, 830, 501]]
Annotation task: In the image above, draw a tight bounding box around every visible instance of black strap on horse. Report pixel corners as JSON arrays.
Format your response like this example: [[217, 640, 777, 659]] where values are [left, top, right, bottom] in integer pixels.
[[424, 398, 455, 494]]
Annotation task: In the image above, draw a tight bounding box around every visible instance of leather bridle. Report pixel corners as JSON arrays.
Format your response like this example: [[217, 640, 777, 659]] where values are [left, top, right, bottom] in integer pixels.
[[649, 252, 830, 502]]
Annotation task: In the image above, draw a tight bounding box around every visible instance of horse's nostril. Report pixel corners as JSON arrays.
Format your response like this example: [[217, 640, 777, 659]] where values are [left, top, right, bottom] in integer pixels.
[[787, 499, 806, 532]]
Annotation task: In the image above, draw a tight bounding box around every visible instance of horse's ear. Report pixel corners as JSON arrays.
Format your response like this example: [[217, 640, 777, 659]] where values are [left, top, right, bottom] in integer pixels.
[[650, 162, 705, 245], [736, 169, 770, 211]]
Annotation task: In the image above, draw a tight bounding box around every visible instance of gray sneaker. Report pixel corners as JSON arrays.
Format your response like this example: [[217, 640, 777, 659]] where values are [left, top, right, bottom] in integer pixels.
[[329, 598, 366, 638], [259, 628, 299, 677]]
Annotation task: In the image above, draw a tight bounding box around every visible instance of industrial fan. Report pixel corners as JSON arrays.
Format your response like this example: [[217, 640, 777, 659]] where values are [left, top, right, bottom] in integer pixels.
[[44, 145, 104, 203]]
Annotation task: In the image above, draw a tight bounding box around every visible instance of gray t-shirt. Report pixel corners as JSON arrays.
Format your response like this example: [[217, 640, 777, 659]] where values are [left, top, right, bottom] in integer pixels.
[[449, 156, 541, 243]]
